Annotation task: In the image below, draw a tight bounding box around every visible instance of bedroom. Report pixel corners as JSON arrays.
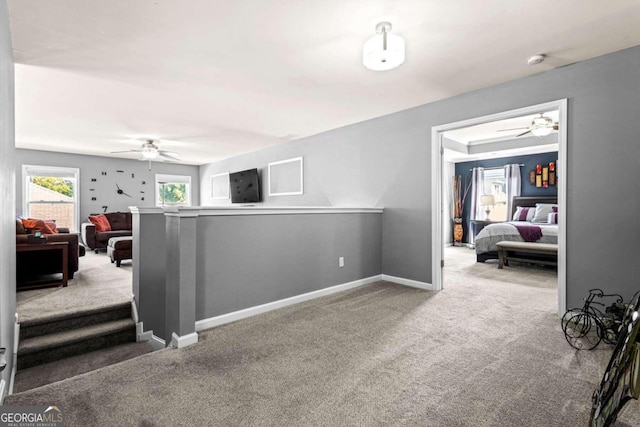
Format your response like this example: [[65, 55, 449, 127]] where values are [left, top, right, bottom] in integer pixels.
[[438, 103, 562, 307]]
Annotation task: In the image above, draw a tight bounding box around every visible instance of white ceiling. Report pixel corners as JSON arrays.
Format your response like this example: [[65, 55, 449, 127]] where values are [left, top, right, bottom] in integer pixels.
[[8, 1, 640, 165]]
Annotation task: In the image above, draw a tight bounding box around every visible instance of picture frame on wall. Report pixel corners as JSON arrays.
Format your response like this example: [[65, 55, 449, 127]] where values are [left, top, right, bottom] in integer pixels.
[[211, 172, 230, 200], [268, 157, 304, 196]]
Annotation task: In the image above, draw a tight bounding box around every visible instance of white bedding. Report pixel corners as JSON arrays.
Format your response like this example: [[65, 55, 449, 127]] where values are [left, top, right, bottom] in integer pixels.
[[474, 221, 558, 254]]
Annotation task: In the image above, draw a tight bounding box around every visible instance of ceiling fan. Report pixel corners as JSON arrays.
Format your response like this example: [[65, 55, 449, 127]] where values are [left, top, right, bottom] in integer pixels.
[[498, 113, 559, 137], [111, 139, 181, 162]]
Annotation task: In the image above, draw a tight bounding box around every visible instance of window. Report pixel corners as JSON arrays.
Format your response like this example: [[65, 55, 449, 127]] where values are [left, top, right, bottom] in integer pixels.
[[23, 165, 80, 231], [482, 168, 507, 221], [155, 174, 191, 207]]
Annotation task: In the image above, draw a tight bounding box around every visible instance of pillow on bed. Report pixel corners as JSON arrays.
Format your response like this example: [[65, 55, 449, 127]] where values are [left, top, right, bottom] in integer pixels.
[[548, 212, 558, 224], [532, 203, 558, 223], [513, 206, 535, 221]]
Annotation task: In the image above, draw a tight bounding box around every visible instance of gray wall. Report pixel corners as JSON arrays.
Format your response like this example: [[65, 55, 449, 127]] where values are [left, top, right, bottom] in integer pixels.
[[15, 149, 200, 230], [132, 210, 167, 339], [200, 45, 640, 307], [195, 213, 382, 320], [0, 0, 15, 395], [134, 210, 382, 343]]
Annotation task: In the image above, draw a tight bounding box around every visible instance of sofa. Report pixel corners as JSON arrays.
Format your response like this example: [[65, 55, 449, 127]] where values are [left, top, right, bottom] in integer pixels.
[[16, 219, 84, 281], [81, 212, 132, 252]]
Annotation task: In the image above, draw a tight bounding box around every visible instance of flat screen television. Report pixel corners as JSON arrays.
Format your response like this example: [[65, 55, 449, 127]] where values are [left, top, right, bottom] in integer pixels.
[[230, 168, 260, 204]]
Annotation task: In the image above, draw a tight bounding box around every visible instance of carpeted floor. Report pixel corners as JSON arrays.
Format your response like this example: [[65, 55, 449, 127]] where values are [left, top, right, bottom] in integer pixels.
[[16, 251, 133, 323], [6, 248, 638, 426]]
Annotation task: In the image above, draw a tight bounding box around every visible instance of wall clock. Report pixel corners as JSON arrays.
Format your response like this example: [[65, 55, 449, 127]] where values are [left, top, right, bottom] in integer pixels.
[[116, 184, 132, 198]]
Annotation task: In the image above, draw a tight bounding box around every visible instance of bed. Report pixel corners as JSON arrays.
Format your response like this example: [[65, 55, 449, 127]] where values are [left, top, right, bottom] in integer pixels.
[[475, 196, 558, 263]]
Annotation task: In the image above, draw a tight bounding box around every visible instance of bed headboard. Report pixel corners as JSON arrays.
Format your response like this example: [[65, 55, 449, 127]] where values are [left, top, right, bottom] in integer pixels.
[[511, 196, 557, 218]]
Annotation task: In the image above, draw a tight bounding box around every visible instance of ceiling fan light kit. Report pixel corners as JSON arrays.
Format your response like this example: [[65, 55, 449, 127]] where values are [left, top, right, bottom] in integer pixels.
[[140, 144, 159, 160], [110, 139, 181, 170], [363, 22, 405, 71], [530, 114, 554, 137]]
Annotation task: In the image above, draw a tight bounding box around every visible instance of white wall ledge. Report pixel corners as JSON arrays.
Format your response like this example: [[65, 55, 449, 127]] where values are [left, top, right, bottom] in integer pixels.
[[133, 206, 384, 216]]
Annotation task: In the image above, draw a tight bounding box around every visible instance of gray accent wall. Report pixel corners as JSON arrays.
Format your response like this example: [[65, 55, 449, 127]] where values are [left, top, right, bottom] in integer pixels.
[[133, 209, 382, 343], [200, 45, 640, 307], [15, 149, 200, 229], [0, 0, 15, 395], [195, 213, 382, 320]]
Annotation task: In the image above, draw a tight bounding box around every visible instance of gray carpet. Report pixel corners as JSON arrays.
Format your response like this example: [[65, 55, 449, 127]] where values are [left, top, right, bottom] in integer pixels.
[[6, 248, 639, 426], [16, 251, 133, 323], [13, 341, 154, 393]]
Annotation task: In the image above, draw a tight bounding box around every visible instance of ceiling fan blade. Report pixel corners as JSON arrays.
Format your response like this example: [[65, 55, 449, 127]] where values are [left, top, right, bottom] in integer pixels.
[[111, 149, 142, 154], [516, 130, 532, 137], [497, 127, 529, 132], [159, 151, 181, 161]]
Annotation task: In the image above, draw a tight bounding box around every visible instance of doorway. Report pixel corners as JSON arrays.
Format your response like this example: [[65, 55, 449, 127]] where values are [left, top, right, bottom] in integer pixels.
[[431, 100, 568, 316]]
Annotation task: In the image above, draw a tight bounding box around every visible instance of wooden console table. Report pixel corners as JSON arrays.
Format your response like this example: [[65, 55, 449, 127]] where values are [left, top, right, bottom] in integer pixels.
[[16, 241, 69, 290]]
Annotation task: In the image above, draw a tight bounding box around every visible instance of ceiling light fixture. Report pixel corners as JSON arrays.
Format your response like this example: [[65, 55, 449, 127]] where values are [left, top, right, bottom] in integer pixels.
[[530, 114, 553, 137], [527, 54, 546, 66], [140, 145, 159, 159], [363, 22, 405, 71]]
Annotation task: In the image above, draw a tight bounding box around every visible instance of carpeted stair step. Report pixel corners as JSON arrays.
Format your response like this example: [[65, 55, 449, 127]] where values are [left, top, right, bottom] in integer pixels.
[[19, 302, 131, 339], [17, 318, 136, 370], [13, 341, 156, 393]]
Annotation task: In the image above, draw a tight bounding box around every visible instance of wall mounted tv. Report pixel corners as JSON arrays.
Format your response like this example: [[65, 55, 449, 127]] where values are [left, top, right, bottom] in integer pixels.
[[230, 168, 260, 204]]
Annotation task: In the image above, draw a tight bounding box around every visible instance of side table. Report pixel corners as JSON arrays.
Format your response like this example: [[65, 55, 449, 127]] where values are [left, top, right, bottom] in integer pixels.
[[16, 241, 69, 290]]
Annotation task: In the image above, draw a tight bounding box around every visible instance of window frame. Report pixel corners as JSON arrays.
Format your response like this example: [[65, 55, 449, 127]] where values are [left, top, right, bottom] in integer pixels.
[[22, 165, 80, 232], [155, 174, 192, 207]]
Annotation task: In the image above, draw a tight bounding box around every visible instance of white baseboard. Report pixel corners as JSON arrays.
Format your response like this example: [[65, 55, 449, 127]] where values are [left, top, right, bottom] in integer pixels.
[[136, 322, 166, 351], [382, 274, 434, 290], [170, 332, 198, 349], [9, 321, 20, 395], [196, 275, 383, 332], [131, 299, 139, 324]]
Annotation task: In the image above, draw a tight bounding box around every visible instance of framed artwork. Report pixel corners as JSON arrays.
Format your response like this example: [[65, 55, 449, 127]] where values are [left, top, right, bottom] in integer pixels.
[[268, 157, 304, 196], [210, 172, 230, 200]]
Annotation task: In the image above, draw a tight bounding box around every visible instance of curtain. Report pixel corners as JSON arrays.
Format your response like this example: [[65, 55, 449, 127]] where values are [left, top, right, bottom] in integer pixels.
[[504, 164, 521, 219], [470, 167, 484, 221]]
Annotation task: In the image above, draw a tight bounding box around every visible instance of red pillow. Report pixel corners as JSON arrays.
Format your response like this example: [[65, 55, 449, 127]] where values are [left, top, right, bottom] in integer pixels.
[[88, 214, 112, 232], [22, 218, 59, 234]]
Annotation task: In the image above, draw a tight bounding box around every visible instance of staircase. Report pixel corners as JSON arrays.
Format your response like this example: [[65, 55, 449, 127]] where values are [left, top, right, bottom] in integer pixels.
[[17, 302, 137, 371]]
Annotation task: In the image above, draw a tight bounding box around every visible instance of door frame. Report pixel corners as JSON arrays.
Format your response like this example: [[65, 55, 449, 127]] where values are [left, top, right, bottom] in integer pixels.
[[430, 99, 568, 316]]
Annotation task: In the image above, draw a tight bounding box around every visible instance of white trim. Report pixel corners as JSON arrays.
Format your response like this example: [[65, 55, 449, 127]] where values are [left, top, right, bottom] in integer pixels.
[[382, 274, 434, 290], [0, 380, 5, 404], [196, 275, 383, 332], [170, 332, 198, 349], [160, 206, 384, 217], [22, 164, 80, 232], [155, 173, 192, 207], [556, 100, 568, 316], [210, 172, 230, 200], [431, 99, 568, 317], [9, 321, 19, 395], [131, 300, 139, 323], [268, 156, 304, 196], [129, 206, 165, 215], [136, 326, 166, 351]]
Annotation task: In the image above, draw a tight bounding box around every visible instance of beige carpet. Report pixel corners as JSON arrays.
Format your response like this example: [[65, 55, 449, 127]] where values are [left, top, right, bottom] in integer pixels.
[[6, 249, 639, 426], [16, 251, 133, 323]]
